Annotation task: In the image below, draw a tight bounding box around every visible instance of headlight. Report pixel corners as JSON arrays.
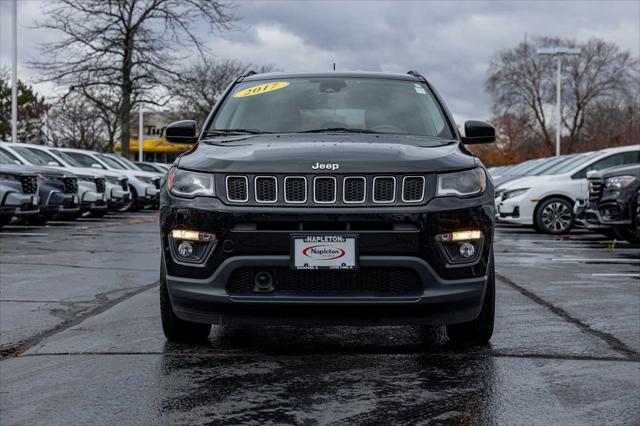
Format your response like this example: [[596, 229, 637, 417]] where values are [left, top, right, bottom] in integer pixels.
[[436, 167, 486, 197], [503, 188, 529, 200], [167, 168, 215, 198], [135, 175, 153, 184], [605, 175, 636, 190]]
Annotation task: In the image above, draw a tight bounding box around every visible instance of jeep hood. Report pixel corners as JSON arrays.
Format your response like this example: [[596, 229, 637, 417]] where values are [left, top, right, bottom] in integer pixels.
[[178, 134, 476, 173]]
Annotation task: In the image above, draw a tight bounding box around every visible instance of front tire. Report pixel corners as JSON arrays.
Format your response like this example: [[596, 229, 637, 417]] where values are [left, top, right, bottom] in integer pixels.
[[446, 252, 495, 346], [535, 197, 574, 234], [160, 257, 211, 343]]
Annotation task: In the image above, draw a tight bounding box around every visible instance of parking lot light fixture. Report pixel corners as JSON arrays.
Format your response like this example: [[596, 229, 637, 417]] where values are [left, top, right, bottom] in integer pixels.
[[171, 229, 216, 241], [537, 46, 582, 157]]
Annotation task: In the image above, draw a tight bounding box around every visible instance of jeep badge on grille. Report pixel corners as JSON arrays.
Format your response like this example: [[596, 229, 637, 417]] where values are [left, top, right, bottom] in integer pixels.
[[312, 162, 339, 171]]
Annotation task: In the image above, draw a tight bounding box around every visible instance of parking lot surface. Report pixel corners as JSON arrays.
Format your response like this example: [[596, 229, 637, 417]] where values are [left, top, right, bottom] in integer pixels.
[[1, 214, 638, 425]]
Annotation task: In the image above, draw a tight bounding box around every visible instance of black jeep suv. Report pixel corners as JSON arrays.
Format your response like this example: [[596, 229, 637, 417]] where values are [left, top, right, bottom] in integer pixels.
[[159, 71, 497, 345]]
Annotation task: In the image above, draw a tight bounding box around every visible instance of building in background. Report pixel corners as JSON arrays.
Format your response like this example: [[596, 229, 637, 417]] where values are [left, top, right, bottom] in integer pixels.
[[114, 112, 193, 163]]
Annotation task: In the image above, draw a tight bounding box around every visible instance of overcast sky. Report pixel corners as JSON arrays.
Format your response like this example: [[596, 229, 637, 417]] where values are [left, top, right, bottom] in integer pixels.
[[1, 0, 638, 123]]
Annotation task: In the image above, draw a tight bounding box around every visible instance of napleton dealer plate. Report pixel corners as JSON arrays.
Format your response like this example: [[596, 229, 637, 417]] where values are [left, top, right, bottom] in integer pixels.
[[291, 235, 358, 270]]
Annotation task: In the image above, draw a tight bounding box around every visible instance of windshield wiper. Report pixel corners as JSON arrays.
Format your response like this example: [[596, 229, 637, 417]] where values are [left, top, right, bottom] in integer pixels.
[[204, 129, 271, 136], [299, 127, 381, 134]]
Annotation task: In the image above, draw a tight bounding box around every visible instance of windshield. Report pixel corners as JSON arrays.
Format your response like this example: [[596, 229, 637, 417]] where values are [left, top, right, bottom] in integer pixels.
[[530, 155, 576, 175], [22, 147, 64, 167], [111, 155, 142, 171], [209, 77, 454, 140], [542, 153, 597, 175], [136, 162, 159, 172], [49, 149, 84, 167], [65, 151, 106, 169], [11, 146, 59, 166], [503, 160, 538, 175], [96, 154, 126, 170], [0, 147, 23, 165]]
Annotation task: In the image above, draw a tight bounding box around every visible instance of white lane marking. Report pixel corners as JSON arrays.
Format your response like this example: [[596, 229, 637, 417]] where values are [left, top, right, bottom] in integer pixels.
[[592, 273, 640, 277], [0, 232, 49, 236], [552, 258, 640, 263]]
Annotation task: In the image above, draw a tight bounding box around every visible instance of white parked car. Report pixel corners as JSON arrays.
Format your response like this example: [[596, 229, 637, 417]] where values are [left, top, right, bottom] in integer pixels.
[[57, 148, 160, 211], [496, 145, 640, 234]]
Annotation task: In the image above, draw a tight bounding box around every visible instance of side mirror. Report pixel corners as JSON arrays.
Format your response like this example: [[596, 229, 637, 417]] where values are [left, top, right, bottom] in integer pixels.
[[47, 161, 58, 167], [166, 120, 198, 144], [461, 120, 496, 144], [91, 163, 103, 169]]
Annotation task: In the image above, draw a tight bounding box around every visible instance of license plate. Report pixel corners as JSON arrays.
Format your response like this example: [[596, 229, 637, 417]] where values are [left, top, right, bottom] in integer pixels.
[[291, 235, 358, 270]]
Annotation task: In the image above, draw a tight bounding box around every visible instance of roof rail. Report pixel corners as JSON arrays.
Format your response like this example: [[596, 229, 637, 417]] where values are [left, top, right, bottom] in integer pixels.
[[406, 70, 425, 80], [244, 70, 257, 77]]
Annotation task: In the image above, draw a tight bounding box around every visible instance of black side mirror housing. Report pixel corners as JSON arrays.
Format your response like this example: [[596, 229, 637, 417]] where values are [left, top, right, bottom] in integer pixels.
[[165, 120, 198, 144], [461, 120, 496, 144]]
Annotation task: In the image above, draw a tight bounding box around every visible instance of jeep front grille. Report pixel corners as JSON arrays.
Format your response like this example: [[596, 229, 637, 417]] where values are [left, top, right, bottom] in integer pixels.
[[227, 176, 249, 202], [255, 176, 277, 203], [284, 177, 306, 203], [402, 176, 425, 202], [20, 175, 38, 194], [343, 177, 366, 203], [223, 174, 432, 206], [373, 177, 395, 203], [314, 177, 336, 203], [95, 177, 106, 193]]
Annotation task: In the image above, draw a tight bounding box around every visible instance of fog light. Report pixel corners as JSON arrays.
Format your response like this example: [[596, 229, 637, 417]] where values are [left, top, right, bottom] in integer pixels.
[[435, 230, 482, 242], [171, 229, 216, 241], [178, 241, 194, 257], [459, 242, 475, 258]]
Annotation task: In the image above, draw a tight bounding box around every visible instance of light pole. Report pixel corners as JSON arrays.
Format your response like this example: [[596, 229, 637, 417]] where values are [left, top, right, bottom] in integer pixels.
[[138, 104, 144, 162], [537, 46, 581, 156], [11, 0, 17, 143]]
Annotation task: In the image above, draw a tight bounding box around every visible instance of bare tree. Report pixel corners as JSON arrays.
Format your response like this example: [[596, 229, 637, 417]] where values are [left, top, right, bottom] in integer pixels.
[[47, 93, 110, 151], [486, 37, 637, 155], [31, 0, 236, 158], [486, 38, 556, 154], [170, 57, 276, 126]]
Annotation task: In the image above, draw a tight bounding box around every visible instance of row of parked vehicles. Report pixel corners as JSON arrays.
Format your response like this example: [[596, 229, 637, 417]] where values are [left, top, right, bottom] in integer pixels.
[[489, 144, 640, 243], [0, 142, 170, 228]]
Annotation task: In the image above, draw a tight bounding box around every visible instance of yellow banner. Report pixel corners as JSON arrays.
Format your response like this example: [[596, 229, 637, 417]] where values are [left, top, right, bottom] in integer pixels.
[[114, 139, 193, 153]]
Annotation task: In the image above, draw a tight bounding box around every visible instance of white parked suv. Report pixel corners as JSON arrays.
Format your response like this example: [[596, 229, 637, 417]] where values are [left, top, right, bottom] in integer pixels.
[[57, 148, 160, 211], [496, 145, 640, 234]]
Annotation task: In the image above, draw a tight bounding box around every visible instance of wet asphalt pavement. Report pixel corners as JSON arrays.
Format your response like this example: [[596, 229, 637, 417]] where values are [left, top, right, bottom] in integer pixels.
[[0, 212, 638, 425]]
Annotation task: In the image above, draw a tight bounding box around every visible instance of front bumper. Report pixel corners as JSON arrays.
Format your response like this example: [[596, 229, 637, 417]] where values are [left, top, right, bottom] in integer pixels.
[[108, 188, 132, 209], [138, 186, 160, 207], [496, 196, 534, 225], [0, 193, 40, 218], [161, 189, 495, 326], [40, 192, 80, 216], [81, 192, 109, 212], [167, 255, 487, 326]]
